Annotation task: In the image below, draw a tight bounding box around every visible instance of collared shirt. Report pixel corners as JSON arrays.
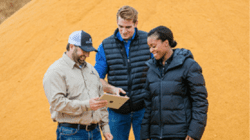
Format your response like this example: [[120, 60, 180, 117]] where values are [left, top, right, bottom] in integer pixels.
[[94, 29, 154, 79], [43, 53, 110, 134]]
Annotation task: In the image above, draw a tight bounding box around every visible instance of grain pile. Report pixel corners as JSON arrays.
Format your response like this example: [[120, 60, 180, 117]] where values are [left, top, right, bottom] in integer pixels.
[[0, 0, 248, 139]]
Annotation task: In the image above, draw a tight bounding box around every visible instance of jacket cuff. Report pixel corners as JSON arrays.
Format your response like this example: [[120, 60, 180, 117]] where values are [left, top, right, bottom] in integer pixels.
[[187, 121, 205, 140], [140, 125, 150, 140]]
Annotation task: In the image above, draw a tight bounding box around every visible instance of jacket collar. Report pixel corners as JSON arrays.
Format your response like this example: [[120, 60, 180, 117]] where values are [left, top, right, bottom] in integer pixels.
[[155, 52, 174, 67], [146, 59, 161, 77], [146, 48, 193, 77]]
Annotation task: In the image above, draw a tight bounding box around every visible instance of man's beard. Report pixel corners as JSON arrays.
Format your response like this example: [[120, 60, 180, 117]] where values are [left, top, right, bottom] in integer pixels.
[[72, 48, 86, 66]]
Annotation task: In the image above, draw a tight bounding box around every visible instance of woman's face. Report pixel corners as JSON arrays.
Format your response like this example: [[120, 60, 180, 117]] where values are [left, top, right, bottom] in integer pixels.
[[147, 36, 169, 60]]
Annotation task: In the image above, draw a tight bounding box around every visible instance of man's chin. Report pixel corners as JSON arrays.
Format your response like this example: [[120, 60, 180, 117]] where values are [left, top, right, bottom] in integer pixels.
[[121, 36, 130, 40], [78, 60, 85, 65]]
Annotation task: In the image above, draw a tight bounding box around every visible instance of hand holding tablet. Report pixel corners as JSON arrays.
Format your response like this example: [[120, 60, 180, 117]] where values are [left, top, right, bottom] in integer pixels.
[[99, 93, 129, 109]]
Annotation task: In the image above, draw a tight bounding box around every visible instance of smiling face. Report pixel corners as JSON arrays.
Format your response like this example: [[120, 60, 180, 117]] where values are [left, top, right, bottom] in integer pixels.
[[147, 36, 171, 62], [117, 16, 138, 41], [71, 45, 90, 65]]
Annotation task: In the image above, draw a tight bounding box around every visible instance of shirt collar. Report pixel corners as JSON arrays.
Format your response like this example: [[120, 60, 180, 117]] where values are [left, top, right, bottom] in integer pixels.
[[116, 28, 137, 42], [62, 52, 87, 69]]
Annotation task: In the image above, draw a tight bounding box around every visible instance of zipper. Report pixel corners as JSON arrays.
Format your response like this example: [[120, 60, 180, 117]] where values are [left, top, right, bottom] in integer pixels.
[[119, 41, 132, 109], [117, 40, 127, 66], [160, 79, 162, 139], [127, 40, 133, 110], [121, 48, 127, 66], [127, 54, 132, 110], [123, 39, 133, 110], [159, 66, 164, 139]]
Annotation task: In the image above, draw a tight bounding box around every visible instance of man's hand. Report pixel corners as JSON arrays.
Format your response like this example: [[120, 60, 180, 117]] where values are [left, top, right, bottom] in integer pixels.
[[104, 132, 113, 140], [100, 79, 126, 96], [185, 135, 194, 140], [111, 87, 126, 96], [89, 97, 108, 111]]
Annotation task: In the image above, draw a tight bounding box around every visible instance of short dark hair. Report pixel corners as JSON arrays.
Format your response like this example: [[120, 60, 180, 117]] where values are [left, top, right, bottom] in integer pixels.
[[66, 43, 70, 51], [148, 25, 177, 48]]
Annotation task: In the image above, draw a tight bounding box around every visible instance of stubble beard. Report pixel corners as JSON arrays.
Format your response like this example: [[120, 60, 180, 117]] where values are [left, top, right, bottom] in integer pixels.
[[72, 48, 86, 66]]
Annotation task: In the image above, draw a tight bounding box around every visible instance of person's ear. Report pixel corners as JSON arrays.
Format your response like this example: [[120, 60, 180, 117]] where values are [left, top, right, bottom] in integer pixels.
[[134, 21, 138, 27], [69, 44, 75, 50], [164, 40, 169, 47]]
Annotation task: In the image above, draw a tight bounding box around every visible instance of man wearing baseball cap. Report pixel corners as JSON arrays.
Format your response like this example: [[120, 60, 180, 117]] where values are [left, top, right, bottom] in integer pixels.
[[43, 30, 113, 140]]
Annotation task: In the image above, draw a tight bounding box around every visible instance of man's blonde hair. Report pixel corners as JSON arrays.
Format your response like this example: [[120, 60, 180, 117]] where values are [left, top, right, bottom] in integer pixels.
[[117, 5, 138, 23]]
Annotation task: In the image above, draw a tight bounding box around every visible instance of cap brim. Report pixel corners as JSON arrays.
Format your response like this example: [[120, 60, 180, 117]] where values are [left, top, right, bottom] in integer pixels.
[[79, 45, 98, 52]]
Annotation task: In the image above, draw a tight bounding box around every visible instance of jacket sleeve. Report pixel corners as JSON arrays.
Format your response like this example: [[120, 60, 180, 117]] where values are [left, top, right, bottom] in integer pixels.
[[186, 61, 208, 140], [140, 78, 152, 140], [94, 43, 108, 79]]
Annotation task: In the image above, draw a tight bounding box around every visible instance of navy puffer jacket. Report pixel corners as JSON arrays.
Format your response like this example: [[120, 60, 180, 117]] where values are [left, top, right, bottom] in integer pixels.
[[141, 48, 208, 140]]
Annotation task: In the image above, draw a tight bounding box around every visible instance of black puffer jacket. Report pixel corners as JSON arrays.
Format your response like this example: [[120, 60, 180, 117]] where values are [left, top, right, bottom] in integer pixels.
[[141, 48, 208, 140]]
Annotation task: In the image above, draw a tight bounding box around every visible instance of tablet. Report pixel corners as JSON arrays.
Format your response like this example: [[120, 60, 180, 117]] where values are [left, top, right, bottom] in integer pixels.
[[99, 93, 129, 109]]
